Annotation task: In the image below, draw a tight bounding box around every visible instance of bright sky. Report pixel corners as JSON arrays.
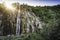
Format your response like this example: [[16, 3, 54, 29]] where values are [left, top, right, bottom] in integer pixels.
[[0, 0, 60, 6]]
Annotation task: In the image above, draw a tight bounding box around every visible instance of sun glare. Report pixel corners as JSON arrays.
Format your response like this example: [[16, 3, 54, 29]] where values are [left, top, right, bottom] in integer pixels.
[[5, 2, 15, 10]]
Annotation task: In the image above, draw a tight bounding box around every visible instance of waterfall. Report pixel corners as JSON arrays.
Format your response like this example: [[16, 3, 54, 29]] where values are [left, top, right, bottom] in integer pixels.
[[15, 10, 42, 35], [16, 10, 20, 35], [26, 12, 42, 33]]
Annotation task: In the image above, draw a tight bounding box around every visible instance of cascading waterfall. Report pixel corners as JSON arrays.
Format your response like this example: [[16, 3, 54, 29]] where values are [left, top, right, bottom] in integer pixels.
[[26, 12, 42, 33], [16, 10, 20, 35], [16, 7, 42, 35]]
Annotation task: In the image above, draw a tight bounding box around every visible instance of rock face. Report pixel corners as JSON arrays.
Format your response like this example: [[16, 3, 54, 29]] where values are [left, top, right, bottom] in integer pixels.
[[0, 3, 42, 36]]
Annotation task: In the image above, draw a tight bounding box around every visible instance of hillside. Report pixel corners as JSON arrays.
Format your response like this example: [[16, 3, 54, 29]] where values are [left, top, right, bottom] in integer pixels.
[[0, 3, 60, 40]]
